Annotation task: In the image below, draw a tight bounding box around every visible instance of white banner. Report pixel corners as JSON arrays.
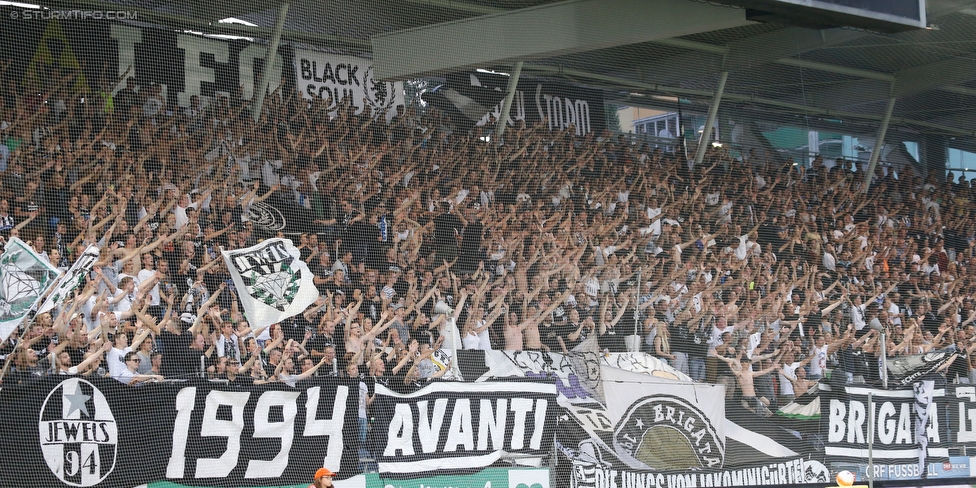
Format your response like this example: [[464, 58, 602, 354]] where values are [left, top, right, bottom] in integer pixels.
[[220, 238, 318, 329], [295, 50, 404, 119], [36, 245, 99, 315], [0, 237, 61, 340], [600, 366, 726, 471], [571, 458, 829, 488]]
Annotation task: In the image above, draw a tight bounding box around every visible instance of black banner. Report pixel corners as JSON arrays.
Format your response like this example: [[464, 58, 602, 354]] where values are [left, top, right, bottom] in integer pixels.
[[428, 71, 606, 136], [0, 12, 291, 109], [822, 384, 950, 465], [0, 376, 358, 487], [372, 380, 558, 475]]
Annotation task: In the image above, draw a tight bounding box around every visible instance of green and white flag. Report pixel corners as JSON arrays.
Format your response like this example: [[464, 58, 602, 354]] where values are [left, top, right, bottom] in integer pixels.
[[220, 238, 318, 329], [36, 245, 100, 316], [0, 237, 61, 341]]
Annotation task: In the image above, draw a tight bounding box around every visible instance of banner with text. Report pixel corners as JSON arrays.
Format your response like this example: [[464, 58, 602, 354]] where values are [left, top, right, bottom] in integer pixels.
[[0, 376, 359, 487], [569, 457, 830, 488], [0, 13, 290, 109], [371, 381, 558, 475], [294, 49, 404, 119], [823, 384, 950, 466], [445, 72, 606, 136]]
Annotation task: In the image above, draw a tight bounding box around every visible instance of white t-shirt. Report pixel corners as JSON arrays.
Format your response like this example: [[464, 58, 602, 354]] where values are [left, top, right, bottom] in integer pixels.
[[357, 379, 369, 419], [174, 201, 198, 230], [215, 334, 241, 360], [888, 303, 902, 326], [279, 373, 302, 387], [462, 331, 482, 350], [850, 303, 867, 331], [779, 362, 799, 396], [136, 269, 160, 306], [107, 346, 132, 379], [114, 368, 137, 385], [809, 344, 828, 377]]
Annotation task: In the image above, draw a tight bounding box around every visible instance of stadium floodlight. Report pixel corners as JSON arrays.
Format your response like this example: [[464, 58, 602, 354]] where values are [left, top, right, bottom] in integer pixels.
[[218, 17, 260, 27]]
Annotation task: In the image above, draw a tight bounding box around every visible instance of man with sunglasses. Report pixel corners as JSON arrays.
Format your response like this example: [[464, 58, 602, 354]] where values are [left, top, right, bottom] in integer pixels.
[[115, 351, 164, 385]]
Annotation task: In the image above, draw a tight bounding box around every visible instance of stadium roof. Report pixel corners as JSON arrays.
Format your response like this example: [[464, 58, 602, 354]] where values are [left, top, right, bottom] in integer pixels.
[[30, 0, 976, 146]]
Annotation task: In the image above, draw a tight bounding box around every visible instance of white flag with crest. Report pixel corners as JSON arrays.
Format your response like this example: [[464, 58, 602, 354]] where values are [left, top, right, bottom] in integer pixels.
[[36, 245, 100, 316], [220, 238, 318, 329], [0, 237, 61, 340]]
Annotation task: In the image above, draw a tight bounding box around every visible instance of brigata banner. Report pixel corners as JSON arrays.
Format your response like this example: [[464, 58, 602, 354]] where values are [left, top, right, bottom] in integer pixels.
[[0, 376, 359, 487], [823, 384, 950, 466], [945, 384, 976, 452], [371, 381, 558, 474]]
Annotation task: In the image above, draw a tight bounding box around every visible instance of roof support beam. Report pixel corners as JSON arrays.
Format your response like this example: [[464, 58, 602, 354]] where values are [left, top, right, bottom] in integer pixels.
[[252, 1, 288, 122], [864, 98, 897, 192], [399, 0, 503, 15], [772, 58, 895, 82], [371, 0, 752, 80], [693, 72, 728, 169], [494, 61, 524, 144]]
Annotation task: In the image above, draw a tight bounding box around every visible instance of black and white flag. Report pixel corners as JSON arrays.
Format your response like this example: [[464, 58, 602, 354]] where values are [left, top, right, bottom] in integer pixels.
[[221, 238, 318, 329], [36, 245, 99, 315]]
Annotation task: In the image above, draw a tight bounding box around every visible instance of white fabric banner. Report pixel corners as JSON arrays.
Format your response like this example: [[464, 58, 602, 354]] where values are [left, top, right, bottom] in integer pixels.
[[0, 237, 61, 340], [294, 50, 404, 120], [220, 238, 318, 329], [36, 245, 99, 315]]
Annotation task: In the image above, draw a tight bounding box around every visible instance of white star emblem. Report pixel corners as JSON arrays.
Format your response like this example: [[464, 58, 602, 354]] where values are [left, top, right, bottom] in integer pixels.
[[635, 418, 644, 429], [64, 387, 91, 417]]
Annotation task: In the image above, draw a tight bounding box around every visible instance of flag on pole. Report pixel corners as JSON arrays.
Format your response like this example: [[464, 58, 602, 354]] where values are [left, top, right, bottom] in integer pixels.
[[36, 245, 100, 316], [220, 238, 318, 329], [0, 237, 61, 341]]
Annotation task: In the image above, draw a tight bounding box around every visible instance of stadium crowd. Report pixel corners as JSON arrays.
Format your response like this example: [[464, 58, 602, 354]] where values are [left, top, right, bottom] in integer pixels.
[[0, 72, 975, 419]]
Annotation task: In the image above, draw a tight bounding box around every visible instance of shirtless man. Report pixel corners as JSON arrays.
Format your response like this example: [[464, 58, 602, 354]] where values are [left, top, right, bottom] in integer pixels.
[[716, 354, 778, 417], [780, 364, 814, 396], [519, 289, 573, 351], [504, 308, 528, 350]]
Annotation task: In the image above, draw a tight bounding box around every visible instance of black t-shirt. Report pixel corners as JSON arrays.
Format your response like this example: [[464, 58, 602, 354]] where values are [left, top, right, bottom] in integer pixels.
[[308, 332, 334, 356], [669, 318, 690, 354], [65, 345, 87, 369], [281, 318, 308, 343], [840, 345, 875, 381], [228, 375, 256, 387], [598, 326, 627, 353], [555, 322, 581, 351], [161, 328, 198, 378], [947, 351, 969, 382], [539, 322, 560, 350], [433, 212, 463, 249], [688, 323, 710, 359]]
